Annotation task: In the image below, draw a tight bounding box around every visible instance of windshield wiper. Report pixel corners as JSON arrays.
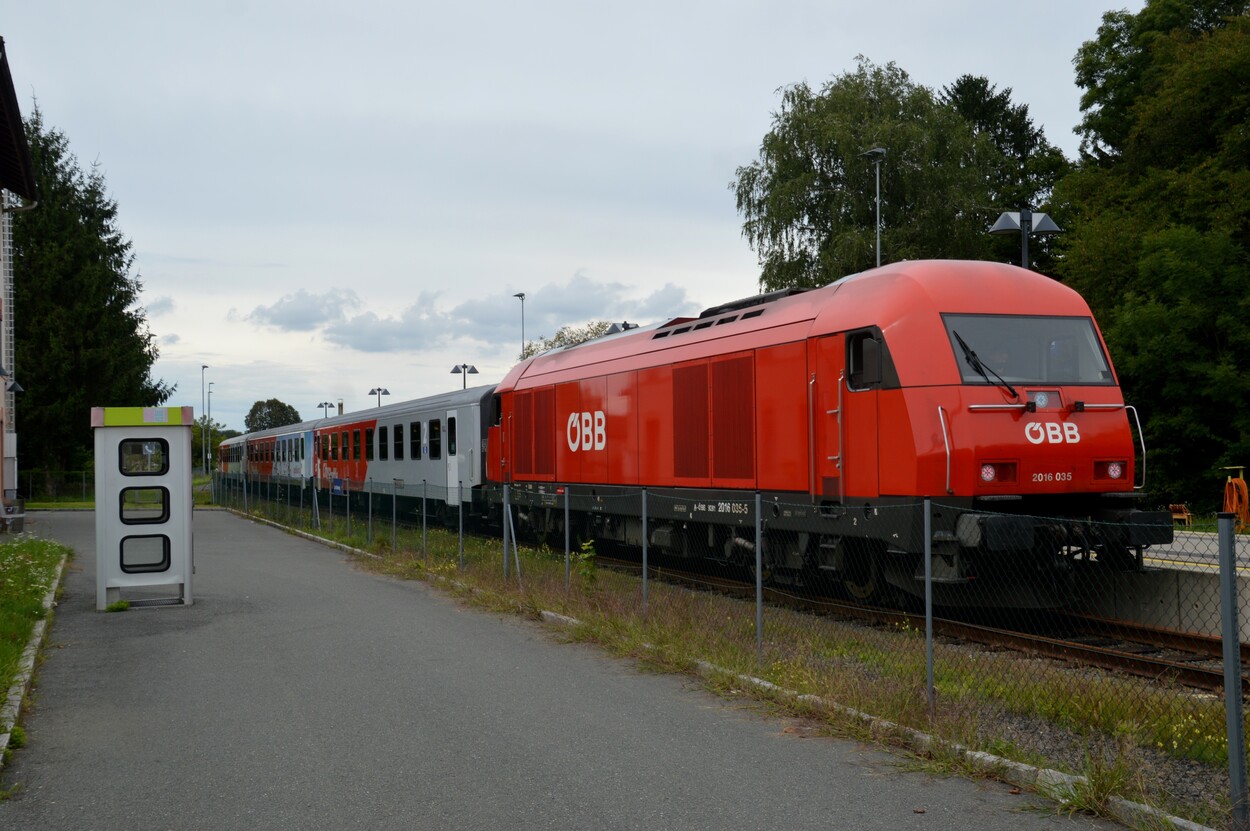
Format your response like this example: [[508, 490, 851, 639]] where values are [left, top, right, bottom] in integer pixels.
[[952, 330, 1018, 399]]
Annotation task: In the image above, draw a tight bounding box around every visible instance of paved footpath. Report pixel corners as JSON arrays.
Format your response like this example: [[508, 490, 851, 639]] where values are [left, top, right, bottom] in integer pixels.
[[0, 510, 1117, 830]]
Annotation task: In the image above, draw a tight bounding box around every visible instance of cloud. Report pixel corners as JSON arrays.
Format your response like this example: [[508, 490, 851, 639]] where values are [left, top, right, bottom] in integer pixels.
[[315, 273, 701, 354], [147, 295, 175, 316], [160, 333, 181, 345], [248, 288, 362, 331]]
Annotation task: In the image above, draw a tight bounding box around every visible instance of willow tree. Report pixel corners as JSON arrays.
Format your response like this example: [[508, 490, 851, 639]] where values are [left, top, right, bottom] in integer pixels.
[[732, 58, 999, 290]]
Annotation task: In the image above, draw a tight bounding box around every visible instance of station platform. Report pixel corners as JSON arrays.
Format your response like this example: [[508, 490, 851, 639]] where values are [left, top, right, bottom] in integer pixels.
[[0, 510, 1117, 830]]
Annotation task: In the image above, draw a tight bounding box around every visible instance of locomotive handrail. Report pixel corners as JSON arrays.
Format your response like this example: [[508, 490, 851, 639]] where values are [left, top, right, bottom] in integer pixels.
[[837, 371, 845, 505], [1126, 404, 1146, 490], [1080, 403, 1125, 410], [938, 406, 953, 495], [808, 373, 816, 501], [969, 403, 1029, 411]]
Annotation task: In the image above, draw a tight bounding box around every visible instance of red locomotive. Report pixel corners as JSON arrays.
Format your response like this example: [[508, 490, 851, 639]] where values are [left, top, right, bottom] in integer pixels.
[[489, 259, 1171, 607]]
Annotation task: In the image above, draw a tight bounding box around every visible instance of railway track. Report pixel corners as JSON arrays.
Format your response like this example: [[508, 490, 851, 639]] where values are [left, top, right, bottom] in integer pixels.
[[600, 556, 1248, 695]]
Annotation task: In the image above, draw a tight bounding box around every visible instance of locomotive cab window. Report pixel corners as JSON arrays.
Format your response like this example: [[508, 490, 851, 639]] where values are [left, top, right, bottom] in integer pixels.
[[847, 329, 891, 391], [942, 314, 1114, 386], [492, 395, 502, 427]]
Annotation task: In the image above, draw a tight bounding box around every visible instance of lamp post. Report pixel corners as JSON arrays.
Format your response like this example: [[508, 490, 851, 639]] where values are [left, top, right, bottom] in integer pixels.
[[200, 364, 208, 475], [207, 381, 214, 470], [859, 147, 886, 267], [989, 208, 1062, 270], [317, 401, 334, 418], [450, 364, 479, 389], [513, 292, 526, 357], [368, 387, 390, 407]]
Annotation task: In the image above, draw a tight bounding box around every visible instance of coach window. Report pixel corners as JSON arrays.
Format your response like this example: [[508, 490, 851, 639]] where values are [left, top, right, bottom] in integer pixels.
[[410, 421, 421, 459], [331, 432, 339, 461], [365, 428, 374, 461], [341, 431, 349, 461], [353, 430, 362, 461], [429, 419, 442, 460], [320, 435, 328, 460], [379, 426, 389, 460], [448, 417, 457, 456], [394, 423, 405, 460]]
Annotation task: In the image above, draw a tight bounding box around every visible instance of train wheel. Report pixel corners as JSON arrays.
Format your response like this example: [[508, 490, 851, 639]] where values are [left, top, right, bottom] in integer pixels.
[[746, 546, 775, 586], [842, 540, 885, 604]]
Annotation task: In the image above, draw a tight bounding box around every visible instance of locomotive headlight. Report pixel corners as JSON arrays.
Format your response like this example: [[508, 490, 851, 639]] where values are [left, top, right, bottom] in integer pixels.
[[980, 464, 997, 483], [1095, 460, 1127, 480]]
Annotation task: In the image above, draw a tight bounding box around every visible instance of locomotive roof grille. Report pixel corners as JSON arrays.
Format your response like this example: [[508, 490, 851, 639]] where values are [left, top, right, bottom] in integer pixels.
[[697, 286, 810, 319]]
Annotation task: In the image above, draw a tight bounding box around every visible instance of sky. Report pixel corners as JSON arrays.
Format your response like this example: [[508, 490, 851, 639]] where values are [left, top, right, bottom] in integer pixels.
[[4, 0, 1144, 432]]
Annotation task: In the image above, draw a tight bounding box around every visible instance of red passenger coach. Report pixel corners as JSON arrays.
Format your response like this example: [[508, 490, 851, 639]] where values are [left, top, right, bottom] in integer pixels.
[[489, 260, 1171, 607]]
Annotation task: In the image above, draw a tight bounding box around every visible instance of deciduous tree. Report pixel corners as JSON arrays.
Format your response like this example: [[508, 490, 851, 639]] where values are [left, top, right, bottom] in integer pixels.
[[244, 399, 302, 433], [732, 58, 1001, 290]]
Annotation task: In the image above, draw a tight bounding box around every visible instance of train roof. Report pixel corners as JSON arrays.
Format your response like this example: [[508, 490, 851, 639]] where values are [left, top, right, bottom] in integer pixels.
[[496, 259, 1102, 392], [220, 384, 496, 446]]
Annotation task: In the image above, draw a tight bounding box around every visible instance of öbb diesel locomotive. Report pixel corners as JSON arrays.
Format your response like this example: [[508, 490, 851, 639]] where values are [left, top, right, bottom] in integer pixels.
[[221, 260, 1172, 608]]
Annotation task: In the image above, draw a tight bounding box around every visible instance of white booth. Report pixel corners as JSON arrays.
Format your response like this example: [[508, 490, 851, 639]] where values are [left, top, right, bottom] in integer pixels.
[[92, 406, 194, 609]]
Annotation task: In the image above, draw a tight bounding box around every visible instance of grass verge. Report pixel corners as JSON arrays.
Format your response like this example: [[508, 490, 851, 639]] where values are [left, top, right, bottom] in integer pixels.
[[0, 537, 69, 722]]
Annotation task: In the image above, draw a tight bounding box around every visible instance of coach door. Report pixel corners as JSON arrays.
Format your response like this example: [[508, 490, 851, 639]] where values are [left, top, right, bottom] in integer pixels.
[[445, 410, 460, 501]]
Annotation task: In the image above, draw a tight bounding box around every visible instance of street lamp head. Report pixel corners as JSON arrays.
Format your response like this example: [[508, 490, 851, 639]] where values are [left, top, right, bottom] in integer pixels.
[[990, 211, 1063, 236], [514, 292, 525, 300], [451, 364, 479, 388], [859, 147, 887, 160]]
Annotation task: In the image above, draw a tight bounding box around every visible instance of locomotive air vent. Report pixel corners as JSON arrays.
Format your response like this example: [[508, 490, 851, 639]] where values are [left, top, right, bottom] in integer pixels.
[[651, 307, 767, 339]]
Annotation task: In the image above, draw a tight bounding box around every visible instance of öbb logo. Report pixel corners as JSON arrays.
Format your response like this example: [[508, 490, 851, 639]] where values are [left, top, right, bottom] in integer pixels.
[[566, 411, 606, 452], [1025, 422, 1081, 445]]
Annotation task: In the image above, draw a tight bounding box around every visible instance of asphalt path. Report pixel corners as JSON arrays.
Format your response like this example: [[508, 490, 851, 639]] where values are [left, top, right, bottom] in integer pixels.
[[0, 510, 1117, 830]]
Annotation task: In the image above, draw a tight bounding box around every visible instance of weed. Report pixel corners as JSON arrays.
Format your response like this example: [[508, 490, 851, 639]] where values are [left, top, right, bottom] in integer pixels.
[[104, 600, 130, 613], [7, 725, 25, 749], [573, 539, 597, 586]]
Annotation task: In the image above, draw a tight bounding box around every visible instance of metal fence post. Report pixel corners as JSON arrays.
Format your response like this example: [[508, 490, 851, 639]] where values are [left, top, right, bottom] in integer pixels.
[[564, 486, 571, 591], [641, 488, 649, 611], [755, 491, 763, 668], [422, 480, 428, 563], [924, 498, 935, 720], [1220, 513, 1249, 830], [503, 484, 510, 578], [458, 481, 464, 569], [392, 480, 398, 553], [368, 479, 373, 545]]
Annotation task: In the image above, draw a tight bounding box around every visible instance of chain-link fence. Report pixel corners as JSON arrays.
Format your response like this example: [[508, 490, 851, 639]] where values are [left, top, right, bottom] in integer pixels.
[[21, 470, 94, 502], [218, 473, 1247, 828]]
